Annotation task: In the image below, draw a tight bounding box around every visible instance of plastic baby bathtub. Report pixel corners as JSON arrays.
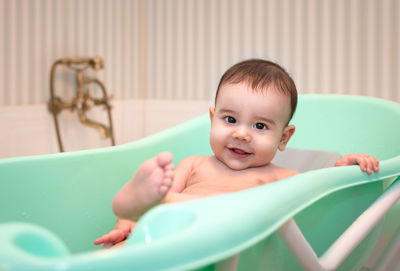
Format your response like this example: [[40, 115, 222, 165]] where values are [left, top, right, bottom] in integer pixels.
[[0, 95, 399, 271]]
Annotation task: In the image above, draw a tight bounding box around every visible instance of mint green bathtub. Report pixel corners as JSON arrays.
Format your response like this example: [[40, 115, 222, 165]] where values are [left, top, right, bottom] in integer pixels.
[[0, 95, 399, 270]]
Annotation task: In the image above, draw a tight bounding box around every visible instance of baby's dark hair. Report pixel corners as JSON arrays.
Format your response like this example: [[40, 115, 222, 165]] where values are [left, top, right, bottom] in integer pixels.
[[215, 59, 298, 122]]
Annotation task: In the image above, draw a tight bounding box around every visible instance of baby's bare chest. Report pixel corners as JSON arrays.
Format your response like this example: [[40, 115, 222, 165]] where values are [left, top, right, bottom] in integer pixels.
[[183, 163, 277, 195]]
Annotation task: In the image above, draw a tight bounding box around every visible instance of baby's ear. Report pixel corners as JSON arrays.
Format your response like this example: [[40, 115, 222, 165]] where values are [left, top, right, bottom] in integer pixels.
[[278, 125, 295, 151], [209, 106, 215, 121]]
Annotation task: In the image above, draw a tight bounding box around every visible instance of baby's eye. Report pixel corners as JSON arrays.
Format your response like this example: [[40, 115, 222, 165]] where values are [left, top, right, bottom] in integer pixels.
[[224, 116, 236, 124], [254, 122, 267, 130]]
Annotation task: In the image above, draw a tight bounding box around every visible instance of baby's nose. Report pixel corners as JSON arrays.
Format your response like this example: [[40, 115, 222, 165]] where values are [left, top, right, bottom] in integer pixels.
[[232, 127, 251, 142]]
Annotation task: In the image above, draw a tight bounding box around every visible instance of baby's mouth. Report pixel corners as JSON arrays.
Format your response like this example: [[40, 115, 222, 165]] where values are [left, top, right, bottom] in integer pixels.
[[229, 147, 251, 158]]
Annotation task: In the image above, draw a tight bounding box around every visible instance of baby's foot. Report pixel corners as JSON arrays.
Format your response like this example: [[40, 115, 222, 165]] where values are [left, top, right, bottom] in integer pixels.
[[112, 152, 174, 220]]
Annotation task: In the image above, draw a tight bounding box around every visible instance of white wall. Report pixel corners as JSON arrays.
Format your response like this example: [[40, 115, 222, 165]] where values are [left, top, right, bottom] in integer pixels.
[[0, 99, 211, 158]]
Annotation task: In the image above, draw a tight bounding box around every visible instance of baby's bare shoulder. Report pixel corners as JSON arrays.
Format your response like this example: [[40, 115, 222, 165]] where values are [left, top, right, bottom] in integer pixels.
[[176, 155, 209, 168], [271, 165, 299, 180]]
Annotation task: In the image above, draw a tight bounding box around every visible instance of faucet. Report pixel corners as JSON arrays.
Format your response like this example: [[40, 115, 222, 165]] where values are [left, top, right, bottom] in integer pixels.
[[48, 57, 115, 152]]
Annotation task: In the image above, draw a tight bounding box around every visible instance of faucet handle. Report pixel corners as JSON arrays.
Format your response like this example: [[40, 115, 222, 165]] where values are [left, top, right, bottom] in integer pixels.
[[48, 97, 75, 115]]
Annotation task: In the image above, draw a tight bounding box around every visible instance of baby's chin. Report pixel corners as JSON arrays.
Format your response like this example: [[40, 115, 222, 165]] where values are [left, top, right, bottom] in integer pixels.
[[222, 159, 272, 171]]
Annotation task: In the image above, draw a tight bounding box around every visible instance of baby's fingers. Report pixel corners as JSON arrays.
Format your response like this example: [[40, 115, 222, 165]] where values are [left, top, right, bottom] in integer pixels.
[[366, 155, 380, 174], [94, 235, 107, 245], [94, 230, 126, 245], [358, 154, 380, 174], [335, 154, 362, 167], [335, 153, 380, 174], [94, 233, 115, 245]]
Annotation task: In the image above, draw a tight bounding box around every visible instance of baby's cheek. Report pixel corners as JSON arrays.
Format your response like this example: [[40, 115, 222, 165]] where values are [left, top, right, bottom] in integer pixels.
[[210, 125, 228, 143], [256, 139, 279, 160], [209, 130, 224, 154]]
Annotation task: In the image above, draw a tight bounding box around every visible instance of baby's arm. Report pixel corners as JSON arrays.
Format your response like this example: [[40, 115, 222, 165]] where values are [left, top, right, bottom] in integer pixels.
[[163, 156, 206, 203], [168, 156, 199, 193], [335, 153, 380, 174], [94, 218, 136, 247], [163, 191, 205, 203]]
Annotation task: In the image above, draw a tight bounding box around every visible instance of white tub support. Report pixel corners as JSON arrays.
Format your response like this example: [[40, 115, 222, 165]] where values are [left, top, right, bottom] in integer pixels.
[[278, 179, 400, 271], [278, 219, 324, 271], [374, 227, 400, 271], [214, 254, 239, 271]]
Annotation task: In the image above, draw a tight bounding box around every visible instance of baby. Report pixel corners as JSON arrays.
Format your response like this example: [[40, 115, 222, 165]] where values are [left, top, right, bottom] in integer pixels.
[[94, 59, 379, 248]]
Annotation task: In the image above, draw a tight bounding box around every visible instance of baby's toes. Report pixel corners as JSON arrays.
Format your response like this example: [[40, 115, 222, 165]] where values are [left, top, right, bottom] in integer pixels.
[[159, 184, 169, 194], [161, 175, 173, 193], [164, 163, 174, 173], [159, 178, 171, 192], [165, 168, 174, 179], [157, 152, 173, 167], [164, 176, 172, 187]]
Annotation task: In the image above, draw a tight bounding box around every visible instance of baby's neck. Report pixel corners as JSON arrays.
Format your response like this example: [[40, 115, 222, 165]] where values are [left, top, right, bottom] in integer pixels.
[[210, 155, 274, 173]]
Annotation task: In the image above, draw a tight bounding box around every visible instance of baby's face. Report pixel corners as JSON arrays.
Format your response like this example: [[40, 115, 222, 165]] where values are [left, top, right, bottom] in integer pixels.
[[209, 82, 294, 170]]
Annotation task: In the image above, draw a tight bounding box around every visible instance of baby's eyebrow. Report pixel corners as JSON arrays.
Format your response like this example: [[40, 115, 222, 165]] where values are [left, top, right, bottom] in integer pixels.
[[255, 116, 276, 126], [218, 109, 236, 115]]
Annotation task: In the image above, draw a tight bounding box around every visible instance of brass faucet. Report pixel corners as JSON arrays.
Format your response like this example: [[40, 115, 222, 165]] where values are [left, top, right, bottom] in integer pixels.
[[48, 57, 115, 152]]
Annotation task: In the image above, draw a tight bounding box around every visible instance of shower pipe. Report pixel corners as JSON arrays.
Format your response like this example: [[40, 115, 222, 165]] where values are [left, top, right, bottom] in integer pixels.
[[48, 57, 115, 152]]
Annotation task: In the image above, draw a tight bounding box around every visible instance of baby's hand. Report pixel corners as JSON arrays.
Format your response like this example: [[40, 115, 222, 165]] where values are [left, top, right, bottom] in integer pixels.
[[335, 153, 380, 175], [94, 228, 130, 248], [94, 220, 136, 248]]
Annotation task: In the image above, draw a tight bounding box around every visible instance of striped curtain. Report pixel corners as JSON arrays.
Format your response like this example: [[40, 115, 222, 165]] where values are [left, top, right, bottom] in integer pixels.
[[1, 0, 399, 105]]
